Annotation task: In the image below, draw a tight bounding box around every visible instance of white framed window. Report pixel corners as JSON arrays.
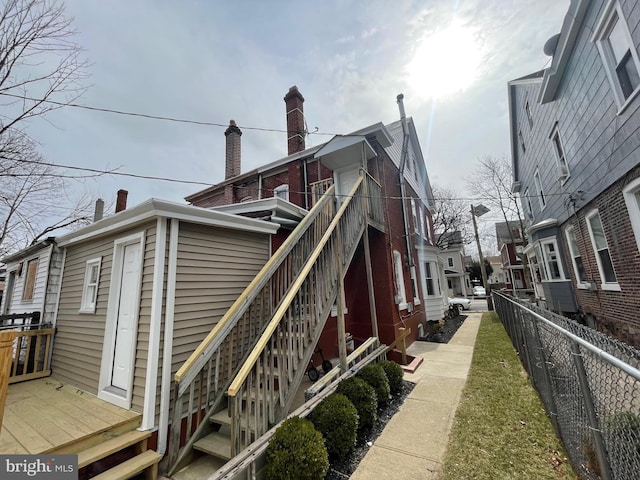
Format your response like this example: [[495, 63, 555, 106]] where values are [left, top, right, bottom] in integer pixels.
[[586, 210, 620, 290], [534, 169, 546, 209], [525, 100, 533, 128], [447, 257, 454, 268], [518, 130, 526, 153], [424, 262, 436, 296], [622, 177, 640, 253], [539, 239, 565, 281], [550, 125, 569, 182], [425, 214, 432, 244], [80, 257, 102, 313], [593, 0, 640, 111], [22, 258, 39, 301], [565, 226, 589, 288], [411, 198, 418, 233], [534, 243, 548, 280], [419, 205, 425, 239], [393, 250, 407, 309], [523, 188, 534, 220], [273, 184, 289, 201]]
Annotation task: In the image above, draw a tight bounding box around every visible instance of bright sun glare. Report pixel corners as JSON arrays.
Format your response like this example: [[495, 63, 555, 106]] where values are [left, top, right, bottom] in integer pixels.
[[407, 23, 482, 100]]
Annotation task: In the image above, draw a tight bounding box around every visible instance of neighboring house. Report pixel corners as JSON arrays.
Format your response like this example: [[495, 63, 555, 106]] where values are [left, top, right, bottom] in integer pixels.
[[486, 255, 506, 287], [0, 238, 62, 325], [186, 87, 447, 353], [438, 231, 471, 297], [508, 0, 640, 346], [495, 221, 531, 297]]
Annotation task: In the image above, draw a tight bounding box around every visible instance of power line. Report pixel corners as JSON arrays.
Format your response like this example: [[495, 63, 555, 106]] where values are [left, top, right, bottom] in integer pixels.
[[0, 92, 338, 136]]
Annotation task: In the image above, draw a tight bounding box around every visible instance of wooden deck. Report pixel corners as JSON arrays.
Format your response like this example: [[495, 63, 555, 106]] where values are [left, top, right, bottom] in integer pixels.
[[0, 377, 141, 454]]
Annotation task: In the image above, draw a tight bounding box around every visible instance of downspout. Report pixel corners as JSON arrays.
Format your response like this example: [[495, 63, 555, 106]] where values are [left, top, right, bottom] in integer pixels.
[[303, 158, 309, 210], [158, 218, 179, 455], [258, 173, 263, 200], [396, 94, 417, 301]]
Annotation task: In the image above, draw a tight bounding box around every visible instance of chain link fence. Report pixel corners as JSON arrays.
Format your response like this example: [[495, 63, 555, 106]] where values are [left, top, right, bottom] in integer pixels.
[[493, 291, 640, 480]]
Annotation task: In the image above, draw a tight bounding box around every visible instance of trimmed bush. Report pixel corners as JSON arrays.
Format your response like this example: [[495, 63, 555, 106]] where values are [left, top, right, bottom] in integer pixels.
[[265, 417, 328, 480], [379, 359, 404, 395], [336, 377, 377, 431], [357, 363, 391, 406], [309, 393, 358, 460]]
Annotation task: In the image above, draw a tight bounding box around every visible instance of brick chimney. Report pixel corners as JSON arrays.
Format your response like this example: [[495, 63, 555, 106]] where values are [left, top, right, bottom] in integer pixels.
[[225, 120, 242, 180], [115, 189, 128, 213], [284, 86, 305, 155]]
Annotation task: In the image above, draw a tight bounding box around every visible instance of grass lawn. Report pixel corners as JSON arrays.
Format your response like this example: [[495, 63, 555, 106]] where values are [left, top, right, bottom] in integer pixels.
[[439, 312, 577, 480]]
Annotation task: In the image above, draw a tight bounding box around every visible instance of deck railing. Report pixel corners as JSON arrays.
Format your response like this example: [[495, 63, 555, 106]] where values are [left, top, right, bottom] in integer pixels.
[[309, 178, 334, 207], [168, 185, 338, 473], [226, 176, 369, 455], [8, 327, 54, 383]]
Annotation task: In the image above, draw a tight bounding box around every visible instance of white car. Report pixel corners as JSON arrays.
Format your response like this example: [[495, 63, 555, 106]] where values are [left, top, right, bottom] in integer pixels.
[[472, 286, 486, 298], [448, 296, 471, 311]]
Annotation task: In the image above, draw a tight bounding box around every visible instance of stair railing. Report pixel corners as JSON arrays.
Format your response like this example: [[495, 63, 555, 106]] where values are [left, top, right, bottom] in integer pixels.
[[167, 184, 336, 473], [226, 175, 369, 455]]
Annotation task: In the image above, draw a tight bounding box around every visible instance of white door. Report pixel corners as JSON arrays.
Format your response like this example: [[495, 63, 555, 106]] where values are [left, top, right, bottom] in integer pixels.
[[111, 242, 141, 390], [335, 166, 361, 202]]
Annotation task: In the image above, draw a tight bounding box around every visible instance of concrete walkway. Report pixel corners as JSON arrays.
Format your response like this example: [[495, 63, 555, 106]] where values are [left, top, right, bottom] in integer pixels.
[[350, 312, 482, 480]]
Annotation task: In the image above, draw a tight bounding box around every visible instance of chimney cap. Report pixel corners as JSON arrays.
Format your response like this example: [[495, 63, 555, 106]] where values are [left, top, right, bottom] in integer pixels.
[[284, 85, 305, 102], [225, 119, 242, 136]]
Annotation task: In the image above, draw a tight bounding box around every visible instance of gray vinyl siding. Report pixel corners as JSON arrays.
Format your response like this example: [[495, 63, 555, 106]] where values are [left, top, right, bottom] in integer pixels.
[[52, 221, 157, 407], [515, 0, 640, 226], [171, 222, 270, 376]]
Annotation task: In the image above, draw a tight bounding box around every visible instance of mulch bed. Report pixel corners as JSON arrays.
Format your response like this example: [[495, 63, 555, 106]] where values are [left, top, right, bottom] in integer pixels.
[[419, 314, 467, 344], [325, 380, 415, 480]]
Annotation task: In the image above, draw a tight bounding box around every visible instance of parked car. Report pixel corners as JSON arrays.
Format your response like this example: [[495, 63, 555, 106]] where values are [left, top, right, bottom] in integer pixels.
[[472, 286, 486, 298], [448, 296, 471, 311]]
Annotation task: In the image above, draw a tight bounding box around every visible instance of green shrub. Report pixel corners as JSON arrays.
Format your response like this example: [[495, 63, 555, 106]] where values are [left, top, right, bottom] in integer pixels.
[[379, 360, 404, 396], [309, 393, 358, 460], [357, 363, 391, 405], [265, 417, 328, 480], [336, 377, 377, 431]]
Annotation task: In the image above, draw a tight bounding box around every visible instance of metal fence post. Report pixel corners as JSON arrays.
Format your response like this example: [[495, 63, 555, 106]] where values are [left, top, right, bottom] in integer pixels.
[[531, 319, 560, 435], [570, 341, 612, 480]]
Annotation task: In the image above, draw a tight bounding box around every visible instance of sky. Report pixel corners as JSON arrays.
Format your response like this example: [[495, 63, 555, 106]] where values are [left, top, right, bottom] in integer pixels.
[[24, 0, 570, 253]]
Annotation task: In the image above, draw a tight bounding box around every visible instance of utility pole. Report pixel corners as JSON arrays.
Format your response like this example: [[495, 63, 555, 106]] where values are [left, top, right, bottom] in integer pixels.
[[471, 204, 493, 310]]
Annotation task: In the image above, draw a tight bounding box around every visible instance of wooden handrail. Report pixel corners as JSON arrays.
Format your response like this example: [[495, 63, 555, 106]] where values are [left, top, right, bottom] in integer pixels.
[[174, 184, 336, 386], [228, 176, 364, 397]]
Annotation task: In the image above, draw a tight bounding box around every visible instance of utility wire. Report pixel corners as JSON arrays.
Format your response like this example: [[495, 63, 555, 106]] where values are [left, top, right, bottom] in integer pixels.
[[0, 92, 338, 136]]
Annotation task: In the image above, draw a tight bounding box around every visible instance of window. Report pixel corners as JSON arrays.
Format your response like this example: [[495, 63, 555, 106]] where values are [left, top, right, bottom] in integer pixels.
[[525, 100, 533, 128], [393, 251, 407, 307], [419, 205, 425, 239], [411, 199, 418, 233], [622, 177, 640, 253], [593, 1, 640, 110], [523, 188, 534, 220], [273, 184, 289, 201], [425, 214, 432, 244], [550, 125, 569, 181], [586, 210, 619, 290], [534, 169, 546, 209], [81, 258, 102, 313], [447, 257, 454, 268], [565, 226, 588, 287], [534, 243, 548, 280], [518, 130, 526, 153], [425, 262, 436, 296], [540, 239, 565, 280], [22, 258, 39, 301]]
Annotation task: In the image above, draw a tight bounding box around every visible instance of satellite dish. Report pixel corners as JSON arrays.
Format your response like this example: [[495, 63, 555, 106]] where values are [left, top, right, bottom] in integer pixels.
[[544, 33, 561, 56]]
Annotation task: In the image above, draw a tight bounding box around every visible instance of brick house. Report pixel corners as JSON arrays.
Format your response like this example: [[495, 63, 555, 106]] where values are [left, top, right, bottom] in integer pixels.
[[508, 0, 640, 347], [186, 87, 447, 355], [495, 221, 531, 297]]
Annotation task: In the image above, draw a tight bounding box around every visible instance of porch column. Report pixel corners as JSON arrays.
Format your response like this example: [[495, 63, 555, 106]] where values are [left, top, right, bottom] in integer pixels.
[[0, 331, 15, 428]]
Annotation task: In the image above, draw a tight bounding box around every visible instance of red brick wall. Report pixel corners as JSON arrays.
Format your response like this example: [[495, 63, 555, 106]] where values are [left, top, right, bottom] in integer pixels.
[[562, 169, 640, 347]]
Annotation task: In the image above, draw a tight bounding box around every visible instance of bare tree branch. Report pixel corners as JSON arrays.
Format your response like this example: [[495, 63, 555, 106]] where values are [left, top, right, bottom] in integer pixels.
[[431, 185, 474, 248]]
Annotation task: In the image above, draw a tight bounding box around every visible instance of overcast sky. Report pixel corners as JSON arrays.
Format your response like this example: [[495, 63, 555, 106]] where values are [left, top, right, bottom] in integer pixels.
[[27, 0, 570, 252]]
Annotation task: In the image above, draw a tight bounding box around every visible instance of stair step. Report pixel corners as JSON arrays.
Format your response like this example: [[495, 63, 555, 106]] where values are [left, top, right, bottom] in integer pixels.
[[90, 450, 161, 480], [193, 431, 232, 461], [78, 430, 151, 468], [209, 408, 231, 426]]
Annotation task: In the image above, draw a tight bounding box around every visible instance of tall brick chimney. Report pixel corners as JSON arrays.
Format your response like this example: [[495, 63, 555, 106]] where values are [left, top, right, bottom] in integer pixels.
[[115, 189, 128, 213], [284, 86, 305, 155], [225, 120, 242, 180]]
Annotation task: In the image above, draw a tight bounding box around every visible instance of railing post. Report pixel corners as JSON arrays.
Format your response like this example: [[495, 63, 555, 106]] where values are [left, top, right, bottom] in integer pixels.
[[0, 331, 15, 428], [335, 221, 348, 372], [570, 341, 612, 480]]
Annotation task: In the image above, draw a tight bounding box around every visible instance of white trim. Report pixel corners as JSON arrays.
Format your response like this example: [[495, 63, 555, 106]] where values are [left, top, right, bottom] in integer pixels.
[[586, 209, 620, 290], [79, 257, 102, 313], [534, 168, 546, 210], [392, 250, 407, 307], [622, 177, 640, 253], [141, 218, 167, 430], [56, 198, 278, 247], [273, 184, 289, 201], [98, 231, 146, 409], [51, 248, 66, 328], [550, 124, 570, 183], [158, 219, 179, 454], [564, 225, 590, 289], [539, 238, 566, 281], [592, 0, 640, 112]]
